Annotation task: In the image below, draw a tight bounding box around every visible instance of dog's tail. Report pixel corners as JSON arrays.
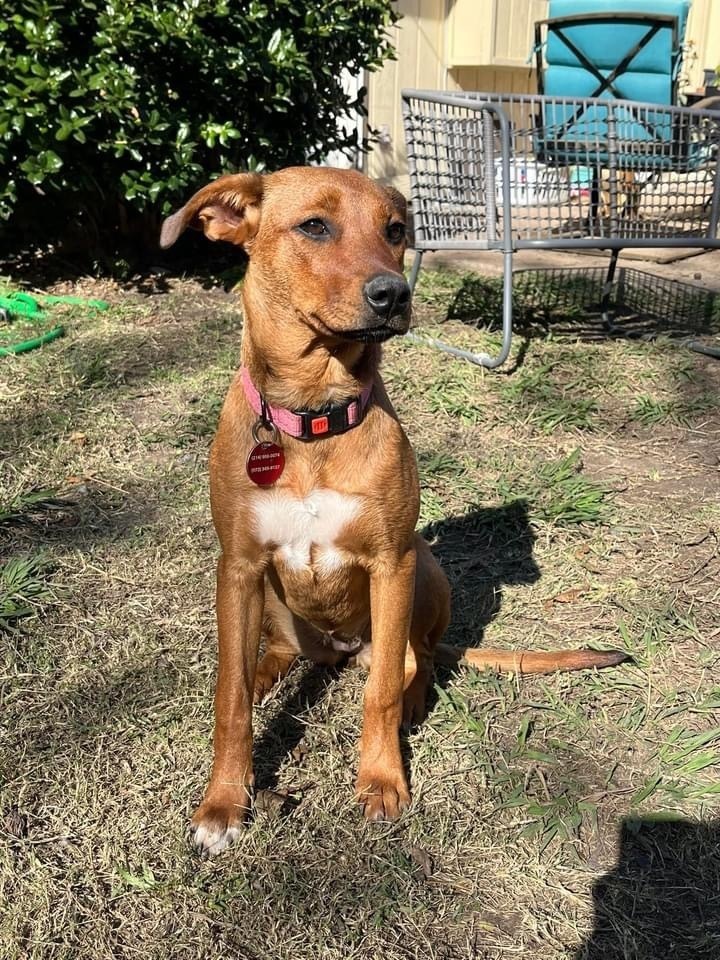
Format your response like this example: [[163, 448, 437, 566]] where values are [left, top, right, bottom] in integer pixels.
[[435, 643, 630, 675]]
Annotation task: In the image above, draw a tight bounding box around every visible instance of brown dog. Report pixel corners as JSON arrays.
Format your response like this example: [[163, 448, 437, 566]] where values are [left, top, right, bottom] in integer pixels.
[[600, 169, 641, 221], [161, 167, 626, 855]]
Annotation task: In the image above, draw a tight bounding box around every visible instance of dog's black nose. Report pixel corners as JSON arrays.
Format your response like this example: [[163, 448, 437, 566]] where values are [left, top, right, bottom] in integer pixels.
[[363, 274, 411, 320]]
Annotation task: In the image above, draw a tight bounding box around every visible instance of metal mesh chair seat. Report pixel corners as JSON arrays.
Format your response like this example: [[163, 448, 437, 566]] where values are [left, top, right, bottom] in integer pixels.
[[402, 89, 720, 367]]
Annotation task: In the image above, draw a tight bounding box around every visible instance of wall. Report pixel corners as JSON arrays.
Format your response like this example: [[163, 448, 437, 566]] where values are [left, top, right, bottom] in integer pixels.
[[365, 0, 445, 188], [684, 0, 720, 91]]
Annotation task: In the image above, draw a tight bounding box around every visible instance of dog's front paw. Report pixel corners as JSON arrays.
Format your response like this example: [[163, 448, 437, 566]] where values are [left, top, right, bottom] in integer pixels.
[[190, 787, 251, 856], [355, 768, 411, 822]]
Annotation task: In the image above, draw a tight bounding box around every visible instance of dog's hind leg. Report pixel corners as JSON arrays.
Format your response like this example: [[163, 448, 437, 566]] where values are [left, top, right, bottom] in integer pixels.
[[402, 631, 434, 728], [254, 597, 348, 703], [253, 638, 298, 704], [402, 535, 451, 727]]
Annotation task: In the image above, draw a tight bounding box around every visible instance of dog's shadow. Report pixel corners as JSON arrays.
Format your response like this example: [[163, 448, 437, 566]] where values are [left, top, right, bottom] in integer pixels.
[[252, 498, 538, 795], [424, 497, 539, 643], [420, 497, 539, 716]]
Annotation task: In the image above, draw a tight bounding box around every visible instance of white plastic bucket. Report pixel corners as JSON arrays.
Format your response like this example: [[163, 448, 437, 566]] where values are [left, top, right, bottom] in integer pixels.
[[495, 158, 569, 206]]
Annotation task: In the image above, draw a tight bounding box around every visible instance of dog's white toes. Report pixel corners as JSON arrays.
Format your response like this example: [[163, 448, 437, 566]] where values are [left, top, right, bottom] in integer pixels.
[[190, 822, 241, 856]]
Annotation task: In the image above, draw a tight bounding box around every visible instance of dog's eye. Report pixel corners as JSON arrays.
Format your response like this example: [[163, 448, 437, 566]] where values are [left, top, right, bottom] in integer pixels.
[[387, 222, 406, 244], [298, 218, 330, 238]]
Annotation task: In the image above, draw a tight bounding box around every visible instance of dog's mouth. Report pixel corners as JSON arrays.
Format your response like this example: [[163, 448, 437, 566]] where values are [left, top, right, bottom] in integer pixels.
[[326, 314, 411, 343], [340, 325, 402, 343], [312, 309, 411, 345]]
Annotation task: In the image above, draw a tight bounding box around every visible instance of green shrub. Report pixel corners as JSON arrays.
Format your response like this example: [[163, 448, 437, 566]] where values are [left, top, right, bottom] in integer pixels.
[[0, 0, 398, 266]]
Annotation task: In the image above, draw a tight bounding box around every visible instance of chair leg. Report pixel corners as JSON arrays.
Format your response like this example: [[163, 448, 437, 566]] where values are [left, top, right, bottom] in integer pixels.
[[405, 249, 514, 369], [681, 340, 720, 358], [408, 249, 424, 293], [601, 248, 621, 329], [589, 166, 602, 230]]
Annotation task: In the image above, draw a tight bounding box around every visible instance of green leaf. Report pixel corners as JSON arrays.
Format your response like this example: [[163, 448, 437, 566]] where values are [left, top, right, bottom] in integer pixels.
[[267, 28, 283, 54]]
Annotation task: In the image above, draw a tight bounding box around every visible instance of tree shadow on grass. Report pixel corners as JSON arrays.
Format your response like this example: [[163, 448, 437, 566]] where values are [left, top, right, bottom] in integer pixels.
[[576, 817, 720, 960], [1, 483, 158, 547], [0, 654, 188, 789], [0, 321, 240, 469], [0, 235, 246, 292]]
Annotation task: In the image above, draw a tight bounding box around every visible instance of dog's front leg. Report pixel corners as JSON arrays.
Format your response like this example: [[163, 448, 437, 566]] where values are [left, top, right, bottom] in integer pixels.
[[356, 546, 416, 820], [190, 554, 264, 855]]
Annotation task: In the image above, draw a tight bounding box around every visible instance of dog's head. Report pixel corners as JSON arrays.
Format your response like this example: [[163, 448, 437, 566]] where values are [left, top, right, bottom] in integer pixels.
[[160, 167, 411, 343]]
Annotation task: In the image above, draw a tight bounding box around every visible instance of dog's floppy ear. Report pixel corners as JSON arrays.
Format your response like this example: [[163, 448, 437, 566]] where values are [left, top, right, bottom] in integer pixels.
[[160, 173, 264, 249], [381, 185, 407, 221]]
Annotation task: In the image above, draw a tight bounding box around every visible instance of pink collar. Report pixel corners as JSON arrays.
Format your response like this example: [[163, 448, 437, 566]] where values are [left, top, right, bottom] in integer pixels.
[[240, 367, 374, 441]]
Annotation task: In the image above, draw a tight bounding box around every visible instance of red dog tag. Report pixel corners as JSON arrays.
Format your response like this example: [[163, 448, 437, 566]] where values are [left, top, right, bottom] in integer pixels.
[[246, 442, 285, 486]]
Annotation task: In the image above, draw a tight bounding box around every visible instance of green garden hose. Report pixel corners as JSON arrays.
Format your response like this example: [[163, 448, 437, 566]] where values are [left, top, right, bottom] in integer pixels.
[[0, 291, 109, 357]]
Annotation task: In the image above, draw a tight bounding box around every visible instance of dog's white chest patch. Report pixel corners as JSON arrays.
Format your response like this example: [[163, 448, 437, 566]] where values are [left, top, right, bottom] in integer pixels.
[[252, 489, 361, 571]]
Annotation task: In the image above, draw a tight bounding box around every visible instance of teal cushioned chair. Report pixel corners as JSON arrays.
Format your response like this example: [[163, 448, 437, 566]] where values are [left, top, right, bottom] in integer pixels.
[[534, 0, 694, 168]]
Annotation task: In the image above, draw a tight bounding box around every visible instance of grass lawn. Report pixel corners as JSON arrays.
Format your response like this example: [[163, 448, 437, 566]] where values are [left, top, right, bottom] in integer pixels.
[[2, 266, 720, 959]]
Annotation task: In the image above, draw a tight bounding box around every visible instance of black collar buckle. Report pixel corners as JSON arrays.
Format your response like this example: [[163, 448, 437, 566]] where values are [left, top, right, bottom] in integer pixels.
[[296, 399, 355, 441]]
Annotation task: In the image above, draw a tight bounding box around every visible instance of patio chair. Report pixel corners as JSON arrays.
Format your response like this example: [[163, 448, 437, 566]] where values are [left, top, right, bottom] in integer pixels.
[[534, 0, 690, 168], [402, 0, 720, 366], [533, 0, 698, 338]]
